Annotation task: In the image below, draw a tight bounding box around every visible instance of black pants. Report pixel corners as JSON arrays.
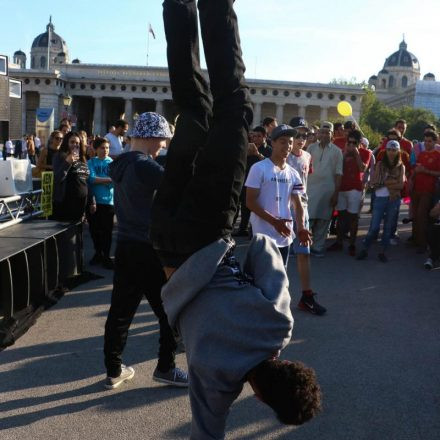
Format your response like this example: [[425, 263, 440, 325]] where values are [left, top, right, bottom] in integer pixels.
[[150, 0, 253, 266], [235, 187, 251, 232], [103, 241, 176, 377], [87, 204, 114, 257], [428, 222, 440, 260]]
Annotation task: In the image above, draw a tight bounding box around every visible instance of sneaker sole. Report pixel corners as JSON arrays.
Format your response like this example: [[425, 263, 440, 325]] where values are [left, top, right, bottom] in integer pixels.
[[152, 376, 189, 388], [104, 370, 135, 390]]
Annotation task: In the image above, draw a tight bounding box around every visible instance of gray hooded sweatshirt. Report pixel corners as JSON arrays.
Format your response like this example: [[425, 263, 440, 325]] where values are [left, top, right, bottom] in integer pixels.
[[162, 234, 293, 440]]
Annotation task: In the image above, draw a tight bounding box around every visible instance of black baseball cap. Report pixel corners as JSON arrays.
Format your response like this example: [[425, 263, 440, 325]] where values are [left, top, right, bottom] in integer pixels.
[[271, 124, 297, 141], [289, 117, 309, 130]]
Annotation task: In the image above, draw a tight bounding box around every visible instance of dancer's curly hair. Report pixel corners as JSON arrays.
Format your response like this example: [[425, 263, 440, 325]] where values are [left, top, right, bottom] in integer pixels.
[[250, 359, 322, 425]]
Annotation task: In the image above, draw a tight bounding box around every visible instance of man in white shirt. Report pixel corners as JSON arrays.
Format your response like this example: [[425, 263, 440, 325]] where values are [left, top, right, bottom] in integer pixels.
[[34, 134, 41, 153], [307, 121, 343, 257], [5, 139, 14, 158], [105, 119, 129, 159], [245, 125, 311, 266]]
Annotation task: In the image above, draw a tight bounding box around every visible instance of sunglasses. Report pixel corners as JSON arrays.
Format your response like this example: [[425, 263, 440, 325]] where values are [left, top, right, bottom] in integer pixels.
[[54, 137, 63, 140], [295, 134, 307, 140], [347, 140, 358, 146]]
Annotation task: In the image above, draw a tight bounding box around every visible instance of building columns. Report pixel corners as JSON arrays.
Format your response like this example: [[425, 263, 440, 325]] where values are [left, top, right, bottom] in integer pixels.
[[320, 106, 329, 121], [276, 104, 284, 124], [93, 97, 102, 136], [21, 92, 27, 135], [155, 99, 164, 115], [124, 98, 133, 125], [253, 102, 262, 126]]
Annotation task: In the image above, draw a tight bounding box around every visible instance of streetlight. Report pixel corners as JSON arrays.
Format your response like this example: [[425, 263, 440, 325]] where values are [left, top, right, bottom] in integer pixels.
[[62, 93, 72, 110]]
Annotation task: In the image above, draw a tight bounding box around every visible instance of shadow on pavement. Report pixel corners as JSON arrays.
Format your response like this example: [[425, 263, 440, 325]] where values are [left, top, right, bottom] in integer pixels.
[[0, 384, 187, 431]]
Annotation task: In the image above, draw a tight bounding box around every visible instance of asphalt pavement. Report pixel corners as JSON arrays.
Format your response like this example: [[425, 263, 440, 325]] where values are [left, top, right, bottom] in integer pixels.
[[1, 202, 439, 440]]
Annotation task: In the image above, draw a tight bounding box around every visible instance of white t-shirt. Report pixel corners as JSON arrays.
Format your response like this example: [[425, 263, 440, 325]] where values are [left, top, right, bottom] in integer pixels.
[[375, 186, 390, 197], [245, 158, 304, 247], [105, 132, 123, 156], [5, 140, 14, 154], [34, 137, 41, 149], [287, 150, 312, 205]]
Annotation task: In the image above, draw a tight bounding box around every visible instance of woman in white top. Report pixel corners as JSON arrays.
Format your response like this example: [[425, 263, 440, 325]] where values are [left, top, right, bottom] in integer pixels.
[[357, 140, 405, 262]]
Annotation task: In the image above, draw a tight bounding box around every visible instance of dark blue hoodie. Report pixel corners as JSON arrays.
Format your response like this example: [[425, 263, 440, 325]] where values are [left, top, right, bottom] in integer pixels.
[[109, 151, 163, 243]]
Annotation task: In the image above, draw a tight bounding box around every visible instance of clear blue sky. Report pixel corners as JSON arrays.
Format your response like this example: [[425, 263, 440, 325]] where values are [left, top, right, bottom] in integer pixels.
[[2, 0, 440, 83]]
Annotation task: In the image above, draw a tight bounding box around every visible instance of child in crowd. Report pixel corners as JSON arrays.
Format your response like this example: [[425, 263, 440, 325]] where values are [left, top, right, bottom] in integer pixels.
[[87, 137, 114, 269]]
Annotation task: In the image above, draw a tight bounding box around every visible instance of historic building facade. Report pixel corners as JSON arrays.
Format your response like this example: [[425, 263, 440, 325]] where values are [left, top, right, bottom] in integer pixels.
[[9, 19, 364, 136], [368, 40, 440, 118]]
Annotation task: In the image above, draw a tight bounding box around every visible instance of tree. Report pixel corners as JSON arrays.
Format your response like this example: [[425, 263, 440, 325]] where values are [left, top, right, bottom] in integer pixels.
[[359, 89, 440, 146]]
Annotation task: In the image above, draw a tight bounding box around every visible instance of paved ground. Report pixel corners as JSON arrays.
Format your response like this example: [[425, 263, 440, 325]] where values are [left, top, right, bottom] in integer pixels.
[[1, 203, 440, 439]]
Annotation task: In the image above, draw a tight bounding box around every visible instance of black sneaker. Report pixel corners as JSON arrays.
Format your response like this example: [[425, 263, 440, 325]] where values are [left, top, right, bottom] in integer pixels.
[[89, 253, 102, 265], [378, 253, 388, 263], [102, 257, 115, 270], [298, 293, 326, 316], [153, 367, 188, 387]]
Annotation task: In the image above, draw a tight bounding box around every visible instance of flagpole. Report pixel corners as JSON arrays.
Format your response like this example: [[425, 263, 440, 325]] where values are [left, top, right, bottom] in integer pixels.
[[147, 24, 150, 67]]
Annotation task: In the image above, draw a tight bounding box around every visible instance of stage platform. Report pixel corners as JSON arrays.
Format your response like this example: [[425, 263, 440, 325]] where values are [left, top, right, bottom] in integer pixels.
[[0, 220, 82, 349]]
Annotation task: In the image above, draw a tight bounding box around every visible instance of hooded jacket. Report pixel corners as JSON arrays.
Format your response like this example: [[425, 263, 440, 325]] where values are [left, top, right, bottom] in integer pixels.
[[109, 151, 163, 243], [162, 234, 293, 440]]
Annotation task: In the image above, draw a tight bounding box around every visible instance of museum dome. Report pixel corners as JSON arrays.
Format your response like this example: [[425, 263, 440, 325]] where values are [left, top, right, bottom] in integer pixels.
[[31, 17, 68, 53], [383, 40, 420, 70], [14, 50, 26, 56]]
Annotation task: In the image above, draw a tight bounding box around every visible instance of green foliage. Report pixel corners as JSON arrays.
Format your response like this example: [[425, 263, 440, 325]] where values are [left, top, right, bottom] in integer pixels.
[[359, 89, 440, 146], [329, 77, 368, 88]]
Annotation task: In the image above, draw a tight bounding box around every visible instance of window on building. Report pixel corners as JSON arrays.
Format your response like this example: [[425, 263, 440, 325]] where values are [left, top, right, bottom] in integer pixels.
[[389, 76, 394, 88], [382, 79, 387, 89], [31, 57, 35, 68], [40, 56, 46, 68], [402, 76, 408, 88]]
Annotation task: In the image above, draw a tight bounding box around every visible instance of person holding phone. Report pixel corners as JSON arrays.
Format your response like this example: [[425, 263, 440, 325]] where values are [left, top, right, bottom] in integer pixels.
[[52, 131, 90, 222]]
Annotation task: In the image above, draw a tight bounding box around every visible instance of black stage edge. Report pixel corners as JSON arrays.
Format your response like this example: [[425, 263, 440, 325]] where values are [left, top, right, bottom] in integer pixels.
[[0, 220, 83, 350]]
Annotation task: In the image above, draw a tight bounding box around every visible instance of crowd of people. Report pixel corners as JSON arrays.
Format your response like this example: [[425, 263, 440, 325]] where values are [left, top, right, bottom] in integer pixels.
[[236, 116, 440, 271]]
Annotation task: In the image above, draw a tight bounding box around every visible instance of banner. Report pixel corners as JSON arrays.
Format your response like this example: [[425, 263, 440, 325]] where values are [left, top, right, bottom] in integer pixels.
[[36, 108, 55, 149], [41, 171, 54, 217]]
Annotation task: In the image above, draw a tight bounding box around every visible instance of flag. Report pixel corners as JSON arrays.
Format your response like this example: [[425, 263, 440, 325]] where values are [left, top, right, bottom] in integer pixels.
[[148, 23, 156, 40]]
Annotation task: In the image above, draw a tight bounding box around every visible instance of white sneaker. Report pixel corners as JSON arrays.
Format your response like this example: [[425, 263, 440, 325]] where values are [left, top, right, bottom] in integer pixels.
[[104, 365, 135, 389], [424, 258, 434, 270], [389, 238, 399, 246]]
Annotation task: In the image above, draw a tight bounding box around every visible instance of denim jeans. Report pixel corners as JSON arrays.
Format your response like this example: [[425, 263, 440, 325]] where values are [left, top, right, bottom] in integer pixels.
[[150, 0, 253, 267], [363, 196, 401, 251]]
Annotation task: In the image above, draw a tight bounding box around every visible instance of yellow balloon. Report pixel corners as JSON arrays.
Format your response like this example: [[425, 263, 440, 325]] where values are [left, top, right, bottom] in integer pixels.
[[337, 101, 353, 117]]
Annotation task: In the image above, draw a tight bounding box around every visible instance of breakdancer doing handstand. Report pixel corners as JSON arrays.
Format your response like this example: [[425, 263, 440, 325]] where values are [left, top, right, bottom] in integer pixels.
[[150, 1, 322, 438]]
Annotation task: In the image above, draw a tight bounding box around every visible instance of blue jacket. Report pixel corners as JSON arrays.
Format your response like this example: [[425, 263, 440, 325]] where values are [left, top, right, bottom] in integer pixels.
[[87, 156, 114, 205]]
